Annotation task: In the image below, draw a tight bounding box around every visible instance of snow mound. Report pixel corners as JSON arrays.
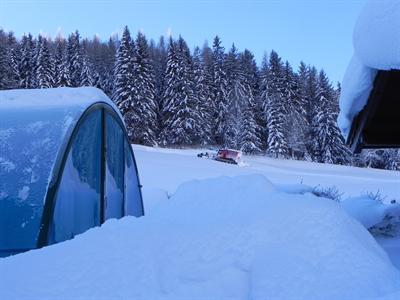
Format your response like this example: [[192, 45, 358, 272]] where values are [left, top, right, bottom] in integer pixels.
[[354, 0, 400, 70], [342, 196, 400, 229], [1, 174, 399, 299]]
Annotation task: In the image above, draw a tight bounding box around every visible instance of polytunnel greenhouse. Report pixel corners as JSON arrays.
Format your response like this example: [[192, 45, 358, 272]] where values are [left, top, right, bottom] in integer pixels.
[[0, 87, 144, 257]]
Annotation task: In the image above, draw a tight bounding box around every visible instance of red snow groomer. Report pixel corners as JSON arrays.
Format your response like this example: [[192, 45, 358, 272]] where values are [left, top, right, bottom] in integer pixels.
[[215, 148, 242, 164]]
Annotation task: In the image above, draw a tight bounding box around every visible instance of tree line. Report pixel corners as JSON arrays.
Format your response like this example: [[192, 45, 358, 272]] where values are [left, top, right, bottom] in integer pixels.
[[0, 27, 398, 169]]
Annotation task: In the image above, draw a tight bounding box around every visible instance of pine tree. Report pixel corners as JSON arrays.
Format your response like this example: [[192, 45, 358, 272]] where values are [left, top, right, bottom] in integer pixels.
[[19, 34, 35, 88], [112, 26, 135, 141], [257, 53, 270, 150], [224, 44, 242, 148], [311, 70, 351, 164], [54, 36, 71, 87], [149, 36, 168, 138], [192, 46, 212, 144], [304, 65, 319, 157], [263, 50, 288, 157], [0, 33, 9, 89], [283, 61, 308, 156], [239, 49, 262, 153], [211, 36, 228, 145], [34, 35, 54, 88], [129, 31, 158, 145], [2, 31, 20, 89], [66, 31, 82, 87], [160, 36, 202, 146], [80, 42, 96, 86], [101, 37, 117, 96]]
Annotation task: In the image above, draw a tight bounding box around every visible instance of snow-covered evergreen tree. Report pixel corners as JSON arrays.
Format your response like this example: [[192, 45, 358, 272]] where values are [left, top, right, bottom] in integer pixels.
[[80, 42, 96, 86], [66, 31, 82, 87], [282, 61, 308, 156], [149, 36, 168, 138], [19, 34, 35, 88], [263, 50, 289, 158], [34, 35, 54, 89], [192, 46, 212, 144], [100, 37, 117, 96], [129, 31, 158, 145], [112, 26, 135, 141], [311, 70, 351, 164], [224, 44, 242, 148], [211, 36, 228, 145], [54, 36, 71, 87], [160, 36, 202, 146]]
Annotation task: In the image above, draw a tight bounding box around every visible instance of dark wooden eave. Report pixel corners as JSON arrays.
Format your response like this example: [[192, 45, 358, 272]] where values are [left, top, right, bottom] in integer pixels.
[[347, 69, 400, 153]]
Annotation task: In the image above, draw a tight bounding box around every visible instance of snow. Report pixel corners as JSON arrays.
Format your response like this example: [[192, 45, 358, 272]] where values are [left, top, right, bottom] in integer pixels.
[[1, 146, 400, 299], [0, 86, 113, 109], [341, 196, 400, 229], [353, 0, 400, 71], [338, 0, 400, 137], [338, 56, 377, 136], [136, 146, 400, 200]]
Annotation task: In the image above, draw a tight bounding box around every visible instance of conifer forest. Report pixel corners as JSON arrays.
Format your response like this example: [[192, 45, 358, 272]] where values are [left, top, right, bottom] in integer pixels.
[[0, 27, 398, 170]]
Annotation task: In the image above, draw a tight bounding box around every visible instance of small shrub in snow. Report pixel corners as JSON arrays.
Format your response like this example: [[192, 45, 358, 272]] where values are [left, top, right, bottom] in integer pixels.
[[311, 185, 343, 202], [363, 190, 386, 204], [369, 214, 400, 237]]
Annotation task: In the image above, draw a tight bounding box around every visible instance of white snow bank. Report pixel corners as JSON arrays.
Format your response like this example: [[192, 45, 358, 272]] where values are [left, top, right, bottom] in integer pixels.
[[338, 56, 377, 136], [1, 174, 400, 299], [341, 196, 400, 229], [354, 0, 400, 71]]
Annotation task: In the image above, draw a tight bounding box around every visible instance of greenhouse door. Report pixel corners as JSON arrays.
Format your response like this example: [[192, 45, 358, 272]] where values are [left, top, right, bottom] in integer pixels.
[[104, 112, 125, 220]]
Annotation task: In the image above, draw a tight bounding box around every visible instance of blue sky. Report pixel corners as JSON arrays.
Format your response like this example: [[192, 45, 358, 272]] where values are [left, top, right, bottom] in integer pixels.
[[0, 0, 366, 83]]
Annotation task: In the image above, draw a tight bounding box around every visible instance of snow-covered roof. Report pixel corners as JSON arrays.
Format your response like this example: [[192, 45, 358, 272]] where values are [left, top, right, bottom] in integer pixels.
[[0, 87, 118, 251], [339, 0, 400, 137]]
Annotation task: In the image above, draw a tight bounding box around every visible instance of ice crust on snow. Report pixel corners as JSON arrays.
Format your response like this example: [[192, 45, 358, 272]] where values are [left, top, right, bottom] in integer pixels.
[[1, 174, 400, 299], [339, 0, 400, 137]]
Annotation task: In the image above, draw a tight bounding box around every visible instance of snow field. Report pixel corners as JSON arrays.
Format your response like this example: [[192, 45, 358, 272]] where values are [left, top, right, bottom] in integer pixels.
[[1, 145, 400, 299]]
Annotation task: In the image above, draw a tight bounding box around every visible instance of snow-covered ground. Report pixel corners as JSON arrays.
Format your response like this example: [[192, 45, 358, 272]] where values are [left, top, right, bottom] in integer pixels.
[[136, 145, 400, 202], [1, 145, 400, 299]]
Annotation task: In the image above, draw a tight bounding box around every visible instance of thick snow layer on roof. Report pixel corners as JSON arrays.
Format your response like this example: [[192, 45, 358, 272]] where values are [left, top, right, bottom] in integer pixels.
[[338, 56, 377, 136], [0, 87, 118, 251], [354, 0, 400, 70], [1, 174, 400, 299], [0, 86, 113, 109], [338, 0, 400, 137]]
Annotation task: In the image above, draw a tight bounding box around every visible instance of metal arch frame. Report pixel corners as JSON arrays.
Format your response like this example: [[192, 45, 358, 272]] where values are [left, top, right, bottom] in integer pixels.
[[37, 102, 144, 248]]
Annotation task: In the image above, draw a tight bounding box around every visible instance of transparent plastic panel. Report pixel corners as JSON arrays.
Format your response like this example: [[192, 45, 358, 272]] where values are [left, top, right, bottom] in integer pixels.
[[0, 108, 68, 255], [124, 139, 144, 217], [104, 113, 124, 220], [48, 110, 102, 244]]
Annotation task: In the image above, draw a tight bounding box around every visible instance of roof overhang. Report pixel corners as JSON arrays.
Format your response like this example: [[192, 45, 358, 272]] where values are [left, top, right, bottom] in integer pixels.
[[347, 69, 400, 153]]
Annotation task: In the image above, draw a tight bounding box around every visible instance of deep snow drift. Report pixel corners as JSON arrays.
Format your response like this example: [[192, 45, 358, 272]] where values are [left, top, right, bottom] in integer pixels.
[[339, 0, 400, 136], [1, 174, 400, 299], [1, 146, 400, 299]]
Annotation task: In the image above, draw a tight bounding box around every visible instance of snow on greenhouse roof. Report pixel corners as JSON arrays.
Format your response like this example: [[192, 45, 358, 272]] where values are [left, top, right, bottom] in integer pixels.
[[0, 87, 118, 251], [339, 0, 400, 137], [0, 86, 113, 109]]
